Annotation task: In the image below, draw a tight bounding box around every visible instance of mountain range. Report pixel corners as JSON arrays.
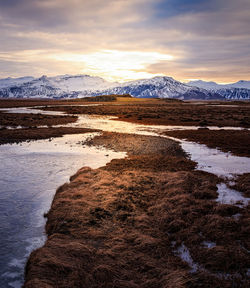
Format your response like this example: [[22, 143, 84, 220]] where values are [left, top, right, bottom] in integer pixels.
[[0, 74, 249, 100]]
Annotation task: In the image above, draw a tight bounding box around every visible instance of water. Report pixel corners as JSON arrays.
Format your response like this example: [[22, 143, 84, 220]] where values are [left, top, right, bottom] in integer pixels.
[[60, 114, 250, 178], [216, 183, 250, 207], [1, 107, 249, 131], [0, 133, 126, 287], [179, 141, 250, 178], [68, 115, 248, 132], [0, 105, 250, 287], [0, 107, 65, 115]]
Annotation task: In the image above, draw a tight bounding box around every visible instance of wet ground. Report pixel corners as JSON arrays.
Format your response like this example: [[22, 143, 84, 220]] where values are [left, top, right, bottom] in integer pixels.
[[24, 131, 250, 288], [0, 133, 126, 288], [0, 98, 249, 287], [36, 99, 250, 127], [164, 129, 250, 157]]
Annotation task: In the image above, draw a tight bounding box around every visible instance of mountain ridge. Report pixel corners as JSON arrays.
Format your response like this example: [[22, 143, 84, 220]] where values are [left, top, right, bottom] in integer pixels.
[[188, 79, 250, 90], [0, 74, 249, 100], [188, 79, 250, 100]]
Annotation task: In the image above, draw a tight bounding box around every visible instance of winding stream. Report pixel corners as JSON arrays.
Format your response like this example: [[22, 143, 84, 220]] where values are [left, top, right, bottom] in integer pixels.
[[0, 132, 126, 288], [0, 106, 249, 287]]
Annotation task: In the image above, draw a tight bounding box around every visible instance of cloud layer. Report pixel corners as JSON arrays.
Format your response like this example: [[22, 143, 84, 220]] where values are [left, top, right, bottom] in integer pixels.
[[0, 0, 249, 82]]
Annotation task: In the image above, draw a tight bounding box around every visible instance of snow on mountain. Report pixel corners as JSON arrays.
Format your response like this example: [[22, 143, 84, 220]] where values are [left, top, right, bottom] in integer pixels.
[[230, 80, 250, 89], [0, 76, 34, 88], [188, 79, 250, 90], [188, 80, 250, 99], [94, 76, 222, 100], [0, 75, 116, 99], [188, 80, 222, 90], [48, 74, 117, 92], [214, 88, 250, 100], [0, 74, 248, 100]]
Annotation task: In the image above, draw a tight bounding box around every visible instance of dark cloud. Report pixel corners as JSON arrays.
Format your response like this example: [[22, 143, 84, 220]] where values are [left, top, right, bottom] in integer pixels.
[[0, 0, 72, 29], [0, 0, 249, 82], [154, 0, 218, 18]]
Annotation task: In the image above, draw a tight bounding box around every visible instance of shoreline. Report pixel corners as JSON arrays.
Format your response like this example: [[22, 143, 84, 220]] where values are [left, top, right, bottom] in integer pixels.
[[0, 127, 100, 145], [1, 99, 249, 158], [163, 129, 250, 158], [23, 132, 250, 288], [34, 100, 250, 128], [0, 99, 249, 287]]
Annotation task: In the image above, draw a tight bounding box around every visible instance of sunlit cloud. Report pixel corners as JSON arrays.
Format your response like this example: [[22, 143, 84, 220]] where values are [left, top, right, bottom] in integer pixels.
[[0, 0, 249, 82], [51, 50, 174, 82], [0, 50, 48, 62]]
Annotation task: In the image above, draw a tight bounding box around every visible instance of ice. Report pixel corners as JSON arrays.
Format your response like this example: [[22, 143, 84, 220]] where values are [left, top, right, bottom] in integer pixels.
[[1, 104, 249, 287], [175, 244, 200, 273], [202, 241, 216, 249], [216, 183, 250, 207], [0, 132, 126, 287]]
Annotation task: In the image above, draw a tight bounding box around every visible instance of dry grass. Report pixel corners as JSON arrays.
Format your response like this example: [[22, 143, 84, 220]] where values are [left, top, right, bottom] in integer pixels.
[[0, 127, 99, 145], [24, 133, 250, 287], [37, 100, 250, 127], [164, 129, 250, 157], [230, 173, 250, 197], [0, 112, 77, 128]]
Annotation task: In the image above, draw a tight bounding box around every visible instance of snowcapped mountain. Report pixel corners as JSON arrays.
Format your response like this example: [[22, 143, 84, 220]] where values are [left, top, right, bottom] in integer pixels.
[[188, 79, 250, 90], [46, 74, 117, 92], [188, 80, 222, 90], [94, 76, 222, 100], [0, 76, 34, 89], [214, 88, 250, 100], [0, 75, 116, 99], [0, 74, 248, 100], [230, 80, 250, 89], [188, 80, 250, 99]]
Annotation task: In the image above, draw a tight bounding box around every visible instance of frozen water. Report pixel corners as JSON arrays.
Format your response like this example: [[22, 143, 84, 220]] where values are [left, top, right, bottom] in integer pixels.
[[1, 105, 250, 287], [175, 244, 200, 273], [0, 133, 126, 287], [216, 183, 250, 207]]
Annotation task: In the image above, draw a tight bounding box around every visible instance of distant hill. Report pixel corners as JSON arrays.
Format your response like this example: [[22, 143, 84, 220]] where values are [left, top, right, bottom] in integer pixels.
[[188, 80, 250, 99], [0, 74, 249, 100]]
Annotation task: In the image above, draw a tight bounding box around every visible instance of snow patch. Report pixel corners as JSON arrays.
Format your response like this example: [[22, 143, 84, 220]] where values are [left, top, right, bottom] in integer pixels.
[[175, 244, 200, 273], [202, 241, 216, 249], [216, 183, 250, 207]]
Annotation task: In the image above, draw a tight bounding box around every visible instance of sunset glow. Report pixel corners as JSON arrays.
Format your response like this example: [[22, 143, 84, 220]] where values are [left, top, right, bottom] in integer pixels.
[[51, 50, 174, 82], [0, 0, 249, 82]]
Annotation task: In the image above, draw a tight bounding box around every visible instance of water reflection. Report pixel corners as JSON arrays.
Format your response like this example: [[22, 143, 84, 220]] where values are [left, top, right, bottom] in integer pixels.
[[0, 133, 126, 287], [0, 105, 250, 287]]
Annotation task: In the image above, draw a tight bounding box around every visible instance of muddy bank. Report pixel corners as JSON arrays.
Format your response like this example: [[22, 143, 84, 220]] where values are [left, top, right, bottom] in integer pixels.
[[164, 129, 250, 157], [0, 108, 100, 145], [37, 101, 250, 127], [0, 127, 99, 145], [0, 112, 77, 128], [85, 132, 186, 157], [24, 133, 250, 288]]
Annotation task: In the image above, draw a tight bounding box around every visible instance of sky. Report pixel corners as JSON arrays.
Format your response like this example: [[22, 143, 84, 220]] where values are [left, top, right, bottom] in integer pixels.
[[0, 0, 250, 83]]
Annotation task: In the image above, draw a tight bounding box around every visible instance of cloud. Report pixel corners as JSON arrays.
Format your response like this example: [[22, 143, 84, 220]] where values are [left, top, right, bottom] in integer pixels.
[[154, 0, 217, 18], [0, 0, 249, 82], [0, 0, 151, 31], [50, 49, 174, 81]]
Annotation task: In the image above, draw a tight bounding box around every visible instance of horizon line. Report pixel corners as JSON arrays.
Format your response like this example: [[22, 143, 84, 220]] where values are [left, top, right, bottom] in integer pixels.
[[0, 73, 249, 86]]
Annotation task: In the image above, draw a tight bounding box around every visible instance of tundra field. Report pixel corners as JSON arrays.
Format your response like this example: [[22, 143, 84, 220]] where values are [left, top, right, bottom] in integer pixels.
[[0, 97, 249, 288]]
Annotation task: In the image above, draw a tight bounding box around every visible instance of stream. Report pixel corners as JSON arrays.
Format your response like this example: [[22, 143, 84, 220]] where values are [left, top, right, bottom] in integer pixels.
[[0, 106, 249, 287], [0, 132, 126, 288]]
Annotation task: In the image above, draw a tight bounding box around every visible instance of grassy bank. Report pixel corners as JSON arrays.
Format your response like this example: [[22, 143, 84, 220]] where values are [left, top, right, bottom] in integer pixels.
[[24, 132, 250, 287]]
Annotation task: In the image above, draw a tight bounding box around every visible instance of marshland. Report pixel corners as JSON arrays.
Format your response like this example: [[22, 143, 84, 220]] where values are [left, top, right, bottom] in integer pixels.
[[0, 97, 249, 288]]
